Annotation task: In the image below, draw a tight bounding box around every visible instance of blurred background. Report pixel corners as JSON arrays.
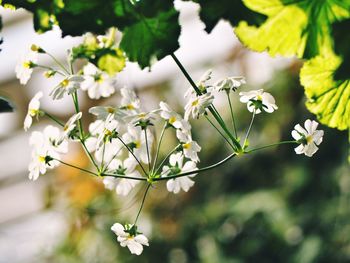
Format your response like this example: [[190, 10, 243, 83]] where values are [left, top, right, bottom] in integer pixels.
[[0, 1, 349, 263]]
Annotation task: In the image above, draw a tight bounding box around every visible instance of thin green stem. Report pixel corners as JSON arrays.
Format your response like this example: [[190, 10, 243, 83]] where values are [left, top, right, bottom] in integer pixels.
[[117, 136, 148, 176], [154, 144, 180, 175], [243, 111, 255, 148], [154, 153, 236, 181], [144, 128, 151, 173], [170, 53, 241, 152], [45, 51, 70, 75], [55, 158, 98, 176], [152, 123, 167, 173], [44, 112, 64, 127], [205, 115, 235, 149], [134, 183, 151, 225], [226, 92, 238, 138], [80, 138, 100, 171], [101, 142, 106, 171], [245, 141, 298, 153]]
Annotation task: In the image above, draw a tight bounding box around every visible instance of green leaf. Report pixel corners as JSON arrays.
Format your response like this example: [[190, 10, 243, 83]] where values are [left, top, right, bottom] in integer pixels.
[[97, 50, 126, 75], [2, 0, 181, 68], [235, 0, 350, 59], [195, 0, 267, 33], [120, 7, 180, 68], [0, 96, 14, 113], [300, 50, 350, 130], [332, 19, 350, 80]]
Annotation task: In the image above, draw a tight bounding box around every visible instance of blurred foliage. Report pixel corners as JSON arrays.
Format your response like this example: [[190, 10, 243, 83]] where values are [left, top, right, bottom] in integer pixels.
[[41, 66, 350, 263], [1, 0, 348, 134]]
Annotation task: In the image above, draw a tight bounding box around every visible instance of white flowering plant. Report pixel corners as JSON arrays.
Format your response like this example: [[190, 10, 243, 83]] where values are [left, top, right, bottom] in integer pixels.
[[15, 32, 325, 256]]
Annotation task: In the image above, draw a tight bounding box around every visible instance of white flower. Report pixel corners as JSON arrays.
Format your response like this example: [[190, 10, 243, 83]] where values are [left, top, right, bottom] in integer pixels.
[[185, 69, 212, 98], [96, 113, 121, 147], [24, 91, 43, 131], [111, 223, 149, 255], [62, 112, 82, 139], [120, 87, 140, 114], [122, 126, 153, 164], [159, 101, 190, 130], [89, 106, 124, 121], [28, 125, 68, 180], [184, 92, 214, 120], [81, 63, 116, 99], [50, 75, 84, 100], [176, 130, 201, 162], [123, 110, 159, 128], [103, 158, 141, 196], [15, 51, 38, 85], [162, 152, 197, 194], [291, 119, 324, 157], [239, 89, 278, 114], [214, 76, 245, 92]]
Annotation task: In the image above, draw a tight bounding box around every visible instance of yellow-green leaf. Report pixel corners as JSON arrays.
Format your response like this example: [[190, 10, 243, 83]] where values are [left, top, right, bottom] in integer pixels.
[[235, 0, 350, 59], [97, 49, 126, 76], [300, 51, 350, 130]]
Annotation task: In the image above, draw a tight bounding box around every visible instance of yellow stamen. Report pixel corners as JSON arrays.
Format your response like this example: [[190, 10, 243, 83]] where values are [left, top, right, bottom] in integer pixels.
[[191, 99, 199, 107], [183, 142, 191, 149], [169, 116, 176, 124], [126, 104, 135, 110], [135, 140, 141, 149], [61, 79, 69, 87], [29, 109, 39, 116], [23, 61, 31, 69], [38, 156, 46, 163], [306, 135, 313, 144], [107, 107, 115, 114], [256, 95, 263, 101], [104, 129, 112, 136]]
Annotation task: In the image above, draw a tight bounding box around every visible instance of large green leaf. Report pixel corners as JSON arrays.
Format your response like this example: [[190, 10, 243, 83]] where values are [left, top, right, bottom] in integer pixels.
[[120, 7, 180, 68], [332, 19, 350, 80], [1, 0, 181, 68], [194, 0, 266, 33], [0, 96, 14, 113], [235, 0, 350, 59], [300, 50, 350, 130]]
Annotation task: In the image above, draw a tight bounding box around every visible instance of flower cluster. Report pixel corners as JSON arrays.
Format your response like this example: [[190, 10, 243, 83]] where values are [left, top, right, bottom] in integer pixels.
[[18, 43, 325, 256]]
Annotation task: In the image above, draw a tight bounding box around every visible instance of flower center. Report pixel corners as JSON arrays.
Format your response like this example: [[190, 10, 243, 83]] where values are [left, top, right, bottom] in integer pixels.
[[107, 107, 115, 114], [104, 129, 113, 136], [126, 104, 135, 110], [135, 140, 141, 149], [61, 79, 69, 87], [94, 74, 104, 83], [306, 135, 313, 144], [183, 142, 191, 149], [38, 155, 46, 163], [23, 61, 32, 69], [256, 95, 263, 101], [169, 116, 176, 124], [29, 109, 39, 116], [191, 99, 199, 107]]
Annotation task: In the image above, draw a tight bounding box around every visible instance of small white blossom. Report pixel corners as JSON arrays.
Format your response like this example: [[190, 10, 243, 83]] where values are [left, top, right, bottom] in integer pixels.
[[159, 101, 190, 130], [28, 125, 67, 180], [184, 93, 214, 120], [62, 112, 82, 139], [162, 152, 197, 194], [111, 223, 149, 255], [185, 69, 212, 98], [122, 126, 153, 164], [214, 76, 246, 92], [96, 113, 121, 147], [176, 130, 201, 162], [103, 158, 141, 196], [15, 51, 38, 85], [89, 106, 124, 121], [81, 63, 116, 99], [50, 75, 84, 100], [239, 89, 278, 114], [291, 119, 324, 157], [120, 87, 141, 114], [24, 91, 43, 131]]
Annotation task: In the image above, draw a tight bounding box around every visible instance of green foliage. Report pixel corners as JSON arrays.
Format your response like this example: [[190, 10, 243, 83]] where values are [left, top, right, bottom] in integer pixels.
[[194, 0, 266, 32], [0, 96, 14, 113], [1, 0, 349, 130], [1, 0, 181, 69], [72, 33, 126, 75], [235, 0, 350, 59], [300, 50, 350, 130]]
